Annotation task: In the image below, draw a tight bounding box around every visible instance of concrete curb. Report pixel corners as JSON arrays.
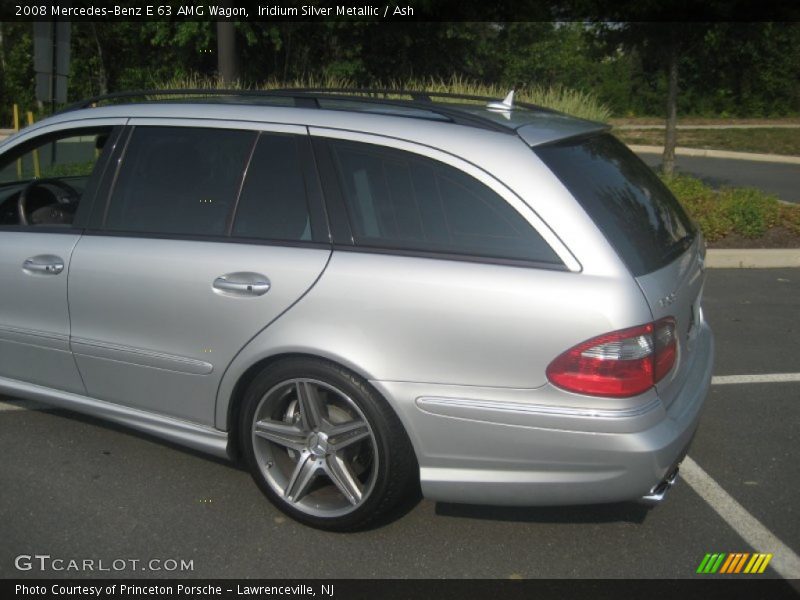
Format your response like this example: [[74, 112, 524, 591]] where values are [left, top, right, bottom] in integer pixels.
[[706, 249, 800, 268], [630, 144, 800, 165]]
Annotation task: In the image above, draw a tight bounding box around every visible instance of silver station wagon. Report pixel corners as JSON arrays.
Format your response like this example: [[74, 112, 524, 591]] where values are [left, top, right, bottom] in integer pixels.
[[0, 89, 713, 530]]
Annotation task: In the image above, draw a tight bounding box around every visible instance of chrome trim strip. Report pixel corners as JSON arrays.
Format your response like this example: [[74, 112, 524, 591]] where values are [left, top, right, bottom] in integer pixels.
[[416, 395, 662, 420], [71, 338, 214, 375], [0, 324, 69, 350], [0, 375, 229, 459]]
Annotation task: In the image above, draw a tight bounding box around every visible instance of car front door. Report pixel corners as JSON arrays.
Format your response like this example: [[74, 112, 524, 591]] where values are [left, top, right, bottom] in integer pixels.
[[67, 121, 331, 426], [0, 122, 124, 393]]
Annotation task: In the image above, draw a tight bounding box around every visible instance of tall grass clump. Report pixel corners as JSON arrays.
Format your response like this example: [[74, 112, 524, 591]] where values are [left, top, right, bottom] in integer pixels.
[[159, 74, 612, 122]]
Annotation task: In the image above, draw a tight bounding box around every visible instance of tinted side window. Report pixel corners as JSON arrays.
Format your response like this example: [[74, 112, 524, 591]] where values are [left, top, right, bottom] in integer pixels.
[[536, 134, 696, 276], [328, 141, 561, 264], [106, 127, 255, 236], [0, 127, 114, 227], [232, 134, 312, 242], [0, 129, 110, 184]]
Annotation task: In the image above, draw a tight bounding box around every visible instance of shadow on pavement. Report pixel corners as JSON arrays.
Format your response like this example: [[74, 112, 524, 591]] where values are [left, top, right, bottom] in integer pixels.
[[435, 500, 651, 524]]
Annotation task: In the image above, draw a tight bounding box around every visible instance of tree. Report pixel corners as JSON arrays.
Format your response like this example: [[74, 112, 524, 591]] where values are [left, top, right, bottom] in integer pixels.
[[3, 19, 799, 126], [0, 23, 35, 123], [591, 21, 711, 175], [682, 22, 800, 117]]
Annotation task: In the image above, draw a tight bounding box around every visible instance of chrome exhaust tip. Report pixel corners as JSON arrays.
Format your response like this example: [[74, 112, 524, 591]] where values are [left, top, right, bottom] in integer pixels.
[[640, 465, 680, 505]]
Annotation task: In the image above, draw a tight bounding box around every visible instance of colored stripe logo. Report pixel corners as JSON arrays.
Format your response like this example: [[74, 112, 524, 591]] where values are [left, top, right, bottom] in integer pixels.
[[697, 553, 773, 574]]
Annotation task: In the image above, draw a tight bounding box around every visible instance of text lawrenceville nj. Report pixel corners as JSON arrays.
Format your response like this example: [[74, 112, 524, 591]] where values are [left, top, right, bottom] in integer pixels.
[[16, 584, 326, 596]]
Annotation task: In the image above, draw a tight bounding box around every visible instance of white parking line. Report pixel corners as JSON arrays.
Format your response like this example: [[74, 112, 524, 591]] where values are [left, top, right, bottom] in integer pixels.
[[682, 456, 800, 580], [712, 373, 800, 385]]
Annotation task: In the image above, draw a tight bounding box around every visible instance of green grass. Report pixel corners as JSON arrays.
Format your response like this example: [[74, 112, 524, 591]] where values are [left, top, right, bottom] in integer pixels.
[[661, 174, 800, 241], [154, 74, 613, 122], [616, 128, 800, 156]]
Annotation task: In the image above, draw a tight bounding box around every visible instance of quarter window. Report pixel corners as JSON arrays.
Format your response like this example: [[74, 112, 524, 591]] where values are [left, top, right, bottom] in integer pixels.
[[328, 140, 560, 264], [105, 126, 255, 236]]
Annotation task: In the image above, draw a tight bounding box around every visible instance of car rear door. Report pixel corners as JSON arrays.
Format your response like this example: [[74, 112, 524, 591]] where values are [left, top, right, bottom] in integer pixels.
[[67, 121, 331, 426]]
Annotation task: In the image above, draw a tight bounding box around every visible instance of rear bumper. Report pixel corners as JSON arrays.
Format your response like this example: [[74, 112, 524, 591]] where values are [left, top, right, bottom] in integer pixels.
[[375, 321, 714, 506]]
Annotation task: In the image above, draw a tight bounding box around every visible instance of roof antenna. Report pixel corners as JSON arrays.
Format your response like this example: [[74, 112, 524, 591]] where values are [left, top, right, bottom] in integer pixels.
[[487, 90, 515, 112]]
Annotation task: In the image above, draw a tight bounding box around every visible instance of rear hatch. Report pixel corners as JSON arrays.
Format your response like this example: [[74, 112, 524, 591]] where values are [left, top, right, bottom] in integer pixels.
[[535, 134, 706, 406], [635, 236, 705, 406]]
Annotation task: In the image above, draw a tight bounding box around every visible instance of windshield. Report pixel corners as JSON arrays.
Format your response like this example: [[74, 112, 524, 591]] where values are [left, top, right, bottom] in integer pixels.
[[535, 134, 695, 277]]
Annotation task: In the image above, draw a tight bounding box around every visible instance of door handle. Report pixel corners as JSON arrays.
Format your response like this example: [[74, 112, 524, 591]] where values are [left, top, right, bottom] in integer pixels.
[[213, 272, 271, 297], [22, 255, 65, 275]]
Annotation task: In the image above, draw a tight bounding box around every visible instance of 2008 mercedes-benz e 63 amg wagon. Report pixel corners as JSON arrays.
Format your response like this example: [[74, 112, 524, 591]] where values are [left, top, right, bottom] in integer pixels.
[[0, 89, 713, 530]]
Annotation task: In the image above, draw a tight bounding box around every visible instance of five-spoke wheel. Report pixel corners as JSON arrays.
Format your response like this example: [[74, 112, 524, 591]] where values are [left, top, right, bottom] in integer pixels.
[[252, 378, 378, 516], [240, 358, 417, 531]]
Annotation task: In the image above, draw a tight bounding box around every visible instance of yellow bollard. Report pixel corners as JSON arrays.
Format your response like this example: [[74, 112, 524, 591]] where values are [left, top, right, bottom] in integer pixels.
[[26, 111, 40, 178]]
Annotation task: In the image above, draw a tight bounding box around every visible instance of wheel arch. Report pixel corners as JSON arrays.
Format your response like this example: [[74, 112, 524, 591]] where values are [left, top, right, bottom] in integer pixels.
[[220, 351, 419, 466]]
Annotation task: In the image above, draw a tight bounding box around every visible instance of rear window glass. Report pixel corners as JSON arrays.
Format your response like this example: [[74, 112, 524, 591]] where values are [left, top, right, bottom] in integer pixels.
[[535, 134, 695, 276]]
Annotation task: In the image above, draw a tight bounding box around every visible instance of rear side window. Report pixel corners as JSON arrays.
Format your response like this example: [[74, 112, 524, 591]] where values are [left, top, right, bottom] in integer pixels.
[[105, 126, 255, 236], [328, 140, 560, 265], [232, 134, 312, 242], [536, 134, 695, 277]]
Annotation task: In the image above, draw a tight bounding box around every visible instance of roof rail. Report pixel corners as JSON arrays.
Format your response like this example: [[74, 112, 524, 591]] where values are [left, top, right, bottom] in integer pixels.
[[55, 88, 557, 134], [271, 87, 554, 112], [57, 88, 299, 113]]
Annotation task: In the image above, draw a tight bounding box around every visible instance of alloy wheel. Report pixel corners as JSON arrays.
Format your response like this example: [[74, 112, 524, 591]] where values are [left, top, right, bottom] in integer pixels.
[[250, 378, 379, 518]]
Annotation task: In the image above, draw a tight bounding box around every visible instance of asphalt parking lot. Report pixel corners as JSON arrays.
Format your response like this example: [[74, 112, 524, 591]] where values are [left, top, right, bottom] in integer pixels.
[[1, 268, 798, 582]]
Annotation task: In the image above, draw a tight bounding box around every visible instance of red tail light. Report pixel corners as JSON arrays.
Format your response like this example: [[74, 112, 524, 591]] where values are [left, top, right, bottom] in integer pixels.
[[546, 318, 677, 398]]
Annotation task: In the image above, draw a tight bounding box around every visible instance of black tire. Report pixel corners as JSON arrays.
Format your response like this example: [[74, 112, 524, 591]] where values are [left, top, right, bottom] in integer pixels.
[[239, 357, 418, 531]]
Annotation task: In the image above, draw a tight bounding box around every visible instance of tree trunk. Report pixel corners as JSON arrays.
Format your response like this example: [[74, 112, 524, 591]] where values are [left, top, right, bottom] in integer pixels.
[[90, 23, 108, 96], [662, 39, 679, 176], [217, 22, 239, 85], [283, 29, 292, 82], [0, 23, 6, 72]]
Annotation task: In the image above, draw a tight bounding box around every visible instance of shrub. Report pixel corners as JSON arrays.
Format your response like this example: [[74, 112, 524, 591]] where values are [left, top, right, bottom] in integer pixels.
[[718, 188, 781, 238], [661, 175, 730, 241], [687, 197, 734, 241], [780, 204, 800, 236], [661, 174, 790, 241], [662, 174, 710, 203]]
